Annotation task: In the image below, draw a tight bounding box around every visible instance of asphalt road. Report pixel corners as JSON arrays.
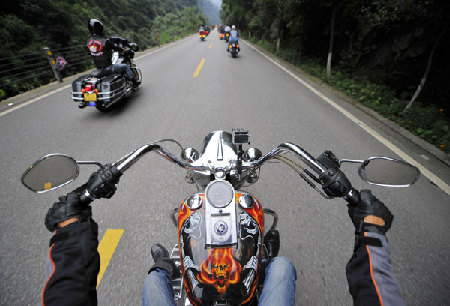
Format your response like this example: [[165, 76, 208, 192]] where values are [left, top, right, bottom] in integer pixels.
[[1, 30, 449, 305]]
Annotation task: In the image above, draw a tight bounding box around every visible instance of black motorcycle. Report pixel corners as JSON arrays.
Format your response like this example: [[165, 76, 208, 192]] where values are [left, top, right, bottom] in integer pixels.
[[227, 42, 240, 58], [71, 38, 142, 112]]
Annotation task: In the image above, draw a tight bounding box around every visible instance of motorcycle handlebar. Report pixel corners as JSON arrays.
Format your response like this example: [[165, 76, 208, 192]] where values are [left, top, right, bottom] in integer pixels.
[[242, 142, 326, 175], [113, 144, 205, 173], [77, 142, 357, 204], [112, 142, 327, 176]]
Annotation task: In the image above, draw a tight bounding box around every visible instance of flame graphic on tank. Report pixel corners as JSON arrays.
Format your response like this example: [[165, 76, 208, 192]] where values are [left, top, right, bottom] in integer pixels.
[[198, 247, 242, 294]]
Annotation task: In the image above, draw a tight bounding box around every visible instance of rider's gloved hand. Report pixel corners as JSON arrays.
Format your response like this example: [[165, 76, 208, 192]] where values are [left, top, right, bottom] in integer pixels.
[[45, 186, 92, 232], [317, 151, 352, 197], [86, 164, 122, 199], [348, 190, 393, 236]]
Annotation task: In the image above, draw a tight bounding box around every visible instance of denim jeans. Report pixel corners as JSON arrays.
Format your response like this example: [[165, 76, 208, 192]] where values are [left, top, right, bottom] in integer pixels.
[[142, 256, 296, 306], [106, 64, 135, 80]]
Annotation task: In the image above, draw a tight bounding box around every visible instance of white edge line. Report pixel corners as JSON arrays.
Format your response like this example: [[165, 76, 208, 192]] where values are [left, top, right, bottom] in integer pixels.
[[0, 36, 192, 118], [0, 85, 71, 118], [244, 41, 450, 196]]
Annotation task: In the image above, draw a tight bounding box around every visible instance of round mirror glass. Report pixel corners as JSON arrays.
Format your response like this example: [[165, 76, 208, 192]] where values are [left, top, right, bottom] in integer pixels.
[[359, 157, 420, 187], [21, 154, 79, 193]]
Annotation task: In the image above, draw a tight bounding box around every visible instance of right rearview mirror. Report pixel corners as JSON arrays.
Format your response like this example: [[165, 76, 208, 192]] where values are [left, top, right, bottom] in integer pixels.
[[21, 154, 79, 193], [129, 43, 139, 52], [358, 157, 420, 187]]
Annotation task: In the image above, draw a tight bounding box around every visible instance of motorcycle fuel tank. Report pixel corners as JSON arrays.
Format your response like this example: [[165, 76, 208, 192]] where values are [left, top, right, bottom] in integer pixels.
[[178, 184, 264, 305]]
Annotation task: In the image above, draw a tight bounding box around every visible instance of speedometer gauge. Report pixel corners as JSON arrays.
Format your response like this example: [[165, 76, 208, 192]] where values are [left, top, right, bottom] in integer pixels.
[[206, 180, 234, 208]]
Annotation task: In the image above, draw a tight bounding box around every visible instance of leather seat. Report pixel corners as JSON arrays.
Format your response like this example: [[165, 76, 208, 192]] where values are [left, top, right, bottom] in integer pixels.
[[90, 69, 113, 78]]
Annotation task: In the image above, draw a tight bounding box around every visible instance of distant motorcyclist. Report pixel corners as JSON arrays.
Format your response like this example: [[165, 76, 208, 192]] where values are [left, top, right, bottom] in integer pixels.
[[227, 25, 240, 51], [40, 151, 404, 305], [198, 25, 206, 41], [224, 25, 231, 42], [87, 19, 136, 85]]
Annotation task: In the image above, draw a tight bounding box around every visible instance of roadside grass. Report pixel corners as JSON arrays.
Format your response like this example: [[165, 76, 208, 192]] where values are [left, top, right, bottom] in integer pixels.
[[248, 37, 449, 153]]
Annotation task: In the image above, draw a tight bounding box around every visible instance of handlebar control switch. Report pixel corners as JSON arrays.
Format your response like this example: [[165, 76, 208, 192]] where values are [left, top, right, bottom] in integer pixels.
[[232, 128, 250, 145], [317, 150, 340, 171], [87, 164, 122, 199], [320, 169, 353, 198]]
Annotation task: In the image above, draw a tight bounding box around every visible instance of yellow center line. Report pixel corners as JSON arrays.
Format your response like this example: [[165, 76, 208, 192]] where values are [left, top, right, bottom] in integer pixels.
[[208, 43, 213, 48], [193, 58, 206, 78], [97, 229, 124, 288]]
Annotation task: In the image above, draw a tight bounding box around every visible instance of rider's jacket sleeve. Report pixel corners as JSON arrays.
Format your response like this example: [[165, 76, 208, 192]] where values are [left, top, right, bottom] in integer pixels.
[[42, 221, 99, 306], [346, 232, 404, 306]]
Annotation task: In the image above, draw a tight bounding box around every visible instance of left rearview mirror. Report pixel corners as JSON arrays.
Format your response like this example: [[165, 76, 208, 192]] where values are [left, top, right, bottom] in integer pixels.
[[21, 154, 79, 193]]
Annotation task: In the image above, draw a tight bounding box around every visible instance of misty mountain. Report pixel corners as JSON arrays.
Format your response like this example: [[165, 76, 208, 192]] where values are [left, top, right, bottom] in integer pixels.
[[197, 0, 221, 24]]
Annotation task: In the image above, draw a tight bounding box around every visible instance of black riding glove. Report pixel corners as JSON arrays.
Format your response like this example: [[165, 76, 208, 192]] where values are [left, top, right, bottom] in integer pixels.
[[348, 190, 393, 236], [317, 151, 352, 198], [86, 164, 121, 199], [45, 187, 92, 232]]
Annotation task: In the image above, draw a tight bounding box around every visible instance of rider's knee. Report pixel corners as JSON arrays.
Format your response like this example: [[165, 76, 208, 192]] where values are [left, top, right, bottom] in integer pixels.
[[270, 256, 297, 280]]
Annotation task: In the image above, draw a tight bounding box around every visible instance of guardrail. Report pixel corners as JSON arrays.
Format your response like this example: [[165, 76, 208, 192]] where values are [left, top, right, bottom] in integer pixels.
[[0, 44, 93, 100], [0, 32, 183, 101]]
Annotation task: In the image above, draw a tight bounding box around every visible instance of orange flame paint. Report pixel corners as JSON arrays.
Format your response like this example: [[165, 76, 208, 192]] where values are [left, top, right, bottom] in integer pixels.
[[198, 248, 242, 294]]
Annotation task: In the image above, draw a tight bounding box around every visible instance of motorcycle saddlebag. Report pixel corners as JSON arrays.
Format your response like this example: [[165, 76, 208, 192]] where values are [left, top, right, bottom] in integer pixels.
[[97, 75, 126, 105], [71, 75, 86, 101]]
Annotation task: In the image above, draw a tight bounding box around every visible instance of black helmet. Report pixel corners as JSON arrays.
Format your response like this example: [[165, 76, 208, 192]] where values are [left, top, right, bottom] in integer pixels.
[[88, 19, 104, 36]]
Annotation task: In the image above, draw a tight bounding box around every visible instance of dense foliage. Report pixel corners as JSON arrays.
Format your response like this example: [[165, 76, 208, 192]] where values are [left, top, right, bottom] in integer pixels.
[[0, 0, 206, 100], [222, 0, 449, 152], [221, 0, 449, 111]]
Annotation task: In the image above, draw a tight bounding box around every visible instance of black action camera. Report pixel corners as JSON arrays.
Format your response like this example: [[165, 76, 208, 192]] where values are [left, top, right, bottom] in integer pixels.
[[232, 129, 250, 145]]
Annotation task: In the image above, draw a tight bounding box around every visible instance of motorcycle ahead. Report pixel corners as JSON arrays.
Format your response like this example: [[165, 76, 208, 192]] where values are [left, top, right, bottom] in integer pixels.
[[21, 129, 420, 305], [227, 42, 240, 58], [199, 31, 206, 41], [71, 38, 142, 112]]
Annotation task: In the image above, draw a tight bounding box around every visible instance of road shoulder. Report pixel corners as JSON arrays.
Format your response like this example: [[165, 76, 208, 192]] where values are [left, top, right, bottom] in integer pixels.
[[243, 39, 450, 192]]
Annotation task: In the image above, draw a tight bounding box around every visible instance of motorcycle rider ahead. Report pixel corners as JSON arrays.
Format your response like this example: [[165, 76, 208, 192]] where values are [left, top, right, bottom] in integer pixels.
[[224, 25, 231, 42], [227, 25, 240, 52], [40, 150, 404, 305], [87, 19, 137, 87]]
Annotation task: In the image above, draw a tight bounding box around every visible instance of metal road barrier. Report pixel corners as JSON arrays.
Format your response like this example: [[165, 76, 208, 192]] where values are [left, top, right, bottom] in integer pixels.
[[0, 44, 92, 101]]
